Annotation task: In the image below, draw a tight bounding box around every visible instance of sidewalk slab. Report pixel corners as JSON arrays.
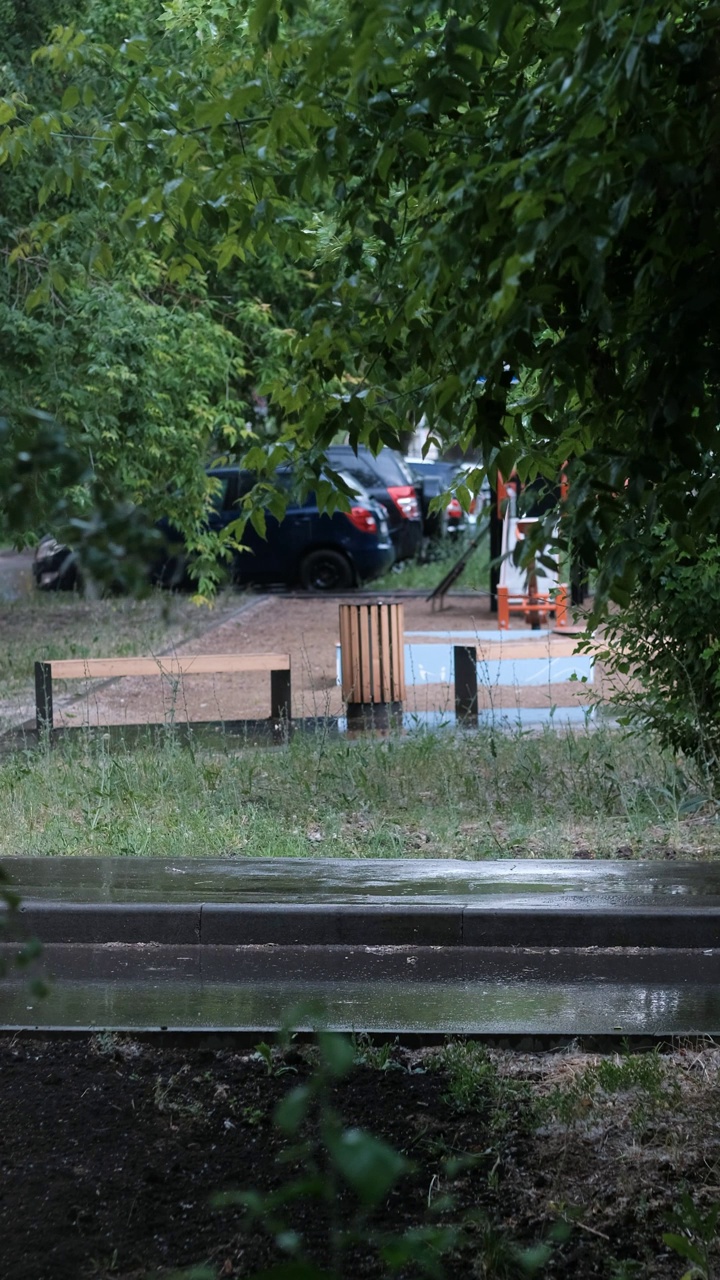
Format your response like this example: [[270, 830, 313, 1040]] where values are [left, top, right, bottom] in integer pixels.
[[6, 855, 720, 907], [4, 857, 720, 947], [3, 943, 720, 1037]]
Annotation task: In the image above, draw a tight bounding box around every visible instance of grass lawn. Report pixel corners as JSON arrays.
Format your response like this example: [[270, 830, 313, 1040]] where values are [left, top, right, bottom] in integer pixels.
[[372, 529, 490, 593], [0, 575, 716, 863], [0, 588, 245, 692], [0, 725, 717, 860]]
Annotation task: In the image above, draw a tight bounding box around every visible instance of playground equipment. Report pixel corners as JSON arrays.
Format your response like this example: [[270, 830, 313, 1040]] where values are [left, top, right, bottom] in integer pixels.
[[496, 475, 569, 631], [425, 519, 489, 611]]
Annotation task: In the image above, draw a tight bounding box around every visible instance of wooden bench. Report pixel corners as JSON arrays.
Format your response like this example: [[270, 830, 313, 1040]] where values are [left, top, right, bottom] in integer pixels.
[[34, 653, 291, 736]]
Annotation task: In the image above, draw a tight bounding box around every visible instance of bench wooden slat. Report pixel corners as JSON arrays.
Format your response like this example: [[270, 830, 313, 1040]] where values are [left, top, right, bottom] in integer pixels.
[[47, 654, 291, 680], [477, 640, 583, 661]]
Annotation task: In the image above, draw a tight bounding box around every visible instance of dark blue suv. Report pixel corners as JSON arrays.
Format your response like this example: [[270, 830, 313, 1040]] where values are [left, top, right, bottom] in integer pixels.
[[35, 467, 395, 593], [191, 467, 395, 590]]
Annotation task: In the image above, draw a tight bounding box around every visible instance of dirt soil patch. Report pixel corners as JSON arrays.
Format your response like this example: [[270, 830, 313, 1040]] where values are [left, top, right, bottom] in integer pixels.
[[1, 1037, 716, 1280], [42, 593, 598, 730]]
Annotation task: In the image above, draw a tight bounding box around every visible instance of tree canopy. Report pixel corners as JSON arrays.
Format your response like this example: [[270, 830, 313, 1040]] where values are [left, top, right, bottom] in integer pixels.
[[2, 0, 719, 600]]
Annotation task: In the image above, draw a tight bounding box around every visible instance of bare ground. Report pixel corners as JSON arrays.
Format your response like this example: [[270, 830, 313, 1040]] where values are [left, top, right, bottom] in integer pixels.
[[0, 1035, 716, 1280], [36, 593, 597, 731]]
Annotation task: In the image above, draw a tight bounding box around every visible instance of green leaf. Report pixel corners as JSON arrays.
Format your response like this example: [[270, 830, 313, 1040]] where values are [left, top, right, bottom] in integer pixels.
[[519, 1243, 553, 1274], [326, 1128, 409, 1207], [376, 144, 397, 183], [381, 1225, 459, 1273], [50, 266, 68, 294], [25, 281, 50, 312], [61, 85, 80, 110], [403, 129, 429, 157], [274, 1085, 311, 1135], [661, 1232, 706, 1264], [194, 98, 228, 129], [249, 505, 267, 538], [316, 1031, 355, 1077], [569, 112, 607, 141], [249, 0, 279, 42]]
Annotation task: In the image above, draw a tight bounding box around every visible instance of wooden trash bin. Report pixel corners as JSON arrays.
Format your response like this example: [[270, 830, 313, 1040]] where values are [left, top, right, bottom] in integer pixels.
[[339, 602, 405, 728]]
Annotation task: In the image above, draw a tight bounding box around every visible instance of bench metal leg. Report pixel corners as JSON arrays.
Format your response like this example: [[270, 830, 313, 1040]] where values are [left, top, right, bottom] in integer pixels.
[[454, 646, 478, 724], [35, 661, 54, 740], [270, 668, 292, 729]]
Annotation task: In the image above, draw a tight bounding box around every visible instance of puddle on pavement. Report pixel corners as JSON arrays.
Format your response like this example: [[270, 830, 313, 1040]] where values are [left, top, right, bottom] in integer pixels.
[[6, 854, 720, 906], [5, 942, 720, 1035]]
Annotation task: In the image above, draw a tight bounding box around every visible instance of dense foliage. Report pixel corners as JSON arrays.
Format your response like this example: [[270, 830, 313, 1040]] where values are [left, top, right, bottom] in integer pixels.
[[590, 536, 720, 785], [2, 0, 720, 607], [0, 0, 311, 588]]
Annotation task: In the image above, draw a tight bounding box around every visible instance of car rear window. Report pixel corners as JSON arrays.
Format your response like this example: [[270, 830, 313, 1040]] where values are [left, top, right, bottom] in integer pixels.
[[325, 445, 415, 489], [409, 461, 456, 482], [325, 448, 379, 489], [363, 448, 414, 487]]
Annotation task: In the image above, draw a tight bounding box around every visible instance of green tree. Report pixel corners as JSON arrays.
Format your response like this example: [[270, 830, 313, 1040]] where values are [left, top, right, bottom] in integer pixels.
[[2, 0, 720, 603], [0, 0, 314, 587]]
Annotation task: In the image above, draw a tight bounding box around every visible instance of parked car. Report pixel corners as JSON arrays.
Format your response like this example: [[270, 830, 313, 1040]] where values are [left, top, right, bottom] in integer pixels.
[[323, 445, 423, 561], [405, 458, 471, 538], [33, 467, 395, 593], [32, 537, 80, 591]]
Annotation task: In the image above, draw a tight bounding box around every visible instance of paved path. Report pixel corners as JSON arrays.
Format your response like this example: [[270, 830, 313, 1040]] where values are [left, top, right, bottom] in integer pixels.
[[3, 857, 720, 1037], [3, 943, 720, 1038], [8, 854, 720, 905], [0, 549, 34, 601]]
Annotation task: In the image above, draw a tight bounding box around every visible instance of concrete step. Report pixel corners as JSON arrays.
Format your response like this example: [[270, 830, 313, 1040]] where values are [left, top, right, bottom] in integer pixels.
[[2, 943, 720, 1038], [3, 857, 720, 949]]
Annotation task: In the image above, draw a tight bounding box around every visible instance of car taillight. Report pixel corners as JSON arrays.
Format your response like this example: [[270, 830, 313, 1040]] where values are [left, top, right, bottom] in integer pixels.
[[387, 485, 420, 520], [447, 497, 463, 519], [345, 505, 378, 534]]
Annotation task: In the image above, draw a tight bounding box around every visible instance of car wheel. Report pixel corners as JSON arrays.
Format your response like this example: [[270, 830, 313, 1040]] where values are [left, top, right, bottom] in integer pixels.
[[300, 549, 354, 592]]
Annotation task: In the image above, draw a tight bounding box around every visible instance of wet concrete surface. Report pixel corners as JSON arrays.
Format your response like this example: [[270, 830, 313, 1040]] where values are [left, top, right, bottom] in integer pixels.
[[3, 943, 720, 1035], [6, 855, 720, 907], [5, 860, 720, 1033]]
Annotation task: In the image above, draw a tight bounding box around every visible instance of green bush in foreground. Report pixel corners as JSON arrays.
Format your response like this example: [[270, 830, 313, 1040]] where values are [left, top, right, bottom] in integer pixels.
[[591, 537, 720, 791]]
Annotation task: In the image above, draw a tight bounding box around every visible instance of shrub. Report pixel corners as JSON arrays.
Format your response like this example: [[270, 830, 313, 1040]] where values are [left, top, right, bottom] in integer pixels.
[[592, 534, 720, 786]]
